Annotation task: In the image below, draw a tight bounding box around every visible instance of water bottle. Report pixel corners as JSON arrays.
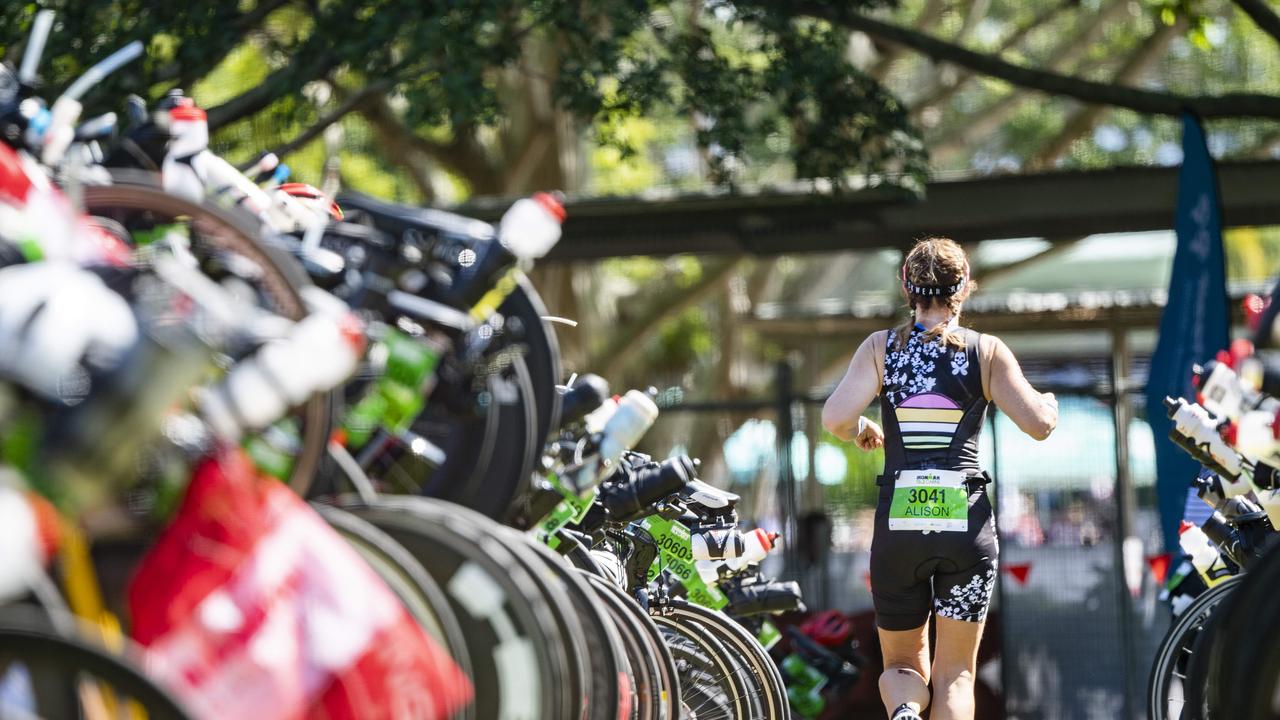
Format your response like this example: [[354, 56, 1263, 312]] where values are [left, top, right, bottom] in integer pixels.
[[0, 486, 57, 602], [692, 527, 746, 562], [692, 527, 779, 563], [200, 310, 363, 441], [498, 192, 564, 261], [597, 390, 659, 467], [161, 101, 209, 203], [1178, 521, 1233, 587], [1165, 397, 1244, 482]]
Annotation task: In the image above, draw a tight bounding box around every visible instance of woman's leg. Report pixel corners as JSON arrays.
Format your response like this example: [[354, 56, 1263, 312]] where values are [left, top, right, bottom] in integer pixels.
[[930, 615, 985, 720], [877, 623, 931, 717]]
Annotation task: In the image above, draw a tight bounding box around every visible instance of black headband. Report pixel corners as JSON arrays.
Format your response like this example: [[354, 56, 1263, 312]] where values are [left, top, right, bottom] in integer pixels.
[[903, 277, 967, 297]]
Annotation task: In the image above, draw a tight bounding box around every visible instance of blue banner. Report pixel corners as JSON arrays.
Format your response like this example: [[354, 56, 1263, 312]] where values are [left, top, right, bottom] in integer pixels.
[[1145, 113, 1231, 554]]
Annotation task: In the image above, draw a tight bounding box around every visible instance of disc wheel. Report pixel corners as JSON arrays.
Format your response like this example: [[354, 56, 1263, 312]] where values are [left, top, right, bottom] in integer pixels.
[[368, 351, 538, 521], [581, 571, 682, 720], [505, 530, 633, 720], [495, 276, 562, 444], [311, 502, 473, 702], [335, 495, 575, 720], [1203, 542, 1280, 719]]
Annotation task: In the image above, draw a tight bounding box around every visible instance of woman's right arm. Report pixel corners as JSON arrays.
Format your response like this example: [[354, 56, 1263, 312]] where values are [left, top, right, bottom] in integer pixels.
[[982, 335, 1057, 440]]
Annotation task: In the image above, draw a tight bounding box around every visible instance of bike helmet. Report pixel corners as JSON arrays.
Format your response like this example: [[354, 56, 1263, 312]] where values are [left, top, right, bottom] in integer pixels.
[[800, 609, 853, 648], [274, 182, 343, 222]]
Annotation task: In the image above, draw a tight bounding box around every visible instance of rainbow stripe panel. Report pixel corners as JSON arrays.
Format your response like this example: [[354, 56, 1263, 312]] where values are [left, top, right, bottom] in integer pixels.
[[895, 392, 963, 451]]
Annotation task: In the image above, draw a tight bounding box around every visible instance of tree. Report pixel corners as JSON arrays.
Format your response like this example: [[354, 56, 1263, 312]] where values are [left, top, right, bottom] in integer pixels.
[[0, 0, 927, 199]]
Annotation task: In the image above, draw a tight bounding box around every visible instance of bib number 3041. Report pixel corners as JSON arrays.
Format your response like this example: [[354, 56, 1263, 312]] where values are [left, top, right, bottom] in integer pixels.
[[888, 469, 968, 532]]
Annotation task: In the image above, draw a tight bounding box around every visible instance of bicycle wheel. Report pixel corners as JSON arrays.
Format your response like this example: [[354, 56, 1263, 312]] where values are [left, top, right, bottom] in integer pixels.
[[0, 607, 193, 719], [369, 351, 538, 522], [581, 571, 682, 720], [1146, 575, 1242, 720], [81, 182, 331, 495], [311, 502, 473, 697], [495, 277, 562, 443], [651, 609, 746, 720], [1204, 542, 1280, 719], [336, 495, 574, 720], [658, 601, 787, 719], [506, 530, 633, 720]]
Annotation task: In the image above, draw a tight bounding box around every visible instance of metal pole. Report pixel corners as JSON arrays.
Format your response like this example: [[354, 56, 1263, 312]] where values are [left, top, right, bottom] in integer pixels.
[[989, 407, 1012, 718], [1110, 327, 1139, 720], [775, 360, 799, 579]]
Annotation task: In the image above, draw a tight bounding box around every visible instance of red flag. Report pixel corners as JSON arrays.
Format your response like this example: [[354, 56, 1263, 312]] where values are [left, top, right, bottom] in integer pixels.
[[1147, 553, 1172, 586], [1005, 563, 1032, 585]]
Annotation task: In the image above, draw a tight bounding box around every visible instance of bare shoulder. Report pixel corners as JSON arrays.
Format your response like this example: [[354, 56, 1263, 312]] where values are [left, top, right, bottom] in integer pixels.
[[978, 332, 1008, 361], [864, 329, 890, 349]]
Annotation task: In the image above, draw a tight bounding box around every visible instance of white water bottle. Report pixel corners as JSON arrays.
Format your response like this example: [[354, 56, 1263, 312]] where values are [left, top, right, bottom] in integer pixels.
[[1178, 521, 1232, 587], [598, 390, 659, 467], [0, 485, 55, 602], [498, 193, 564, 261], [161, 102, 210, 203], [199, 310, 363, 440], [692, 528, 780, 563]]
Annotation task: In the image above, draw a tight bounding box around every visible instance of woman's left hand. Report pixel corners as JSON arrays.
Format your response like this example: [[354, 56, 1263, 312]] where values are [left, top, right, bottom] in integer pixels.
[[855, 417, 884, 451]]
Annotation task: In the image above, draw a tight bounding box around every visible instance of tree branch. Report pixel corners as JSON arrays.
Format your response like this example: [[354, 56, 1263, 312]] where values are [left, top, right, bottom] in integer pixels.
[[795, 3, 1280, 119], [359, 97, 504, 196], [868, 0, 946, 80], [152, 0, 296, 87], [1026, 21, 1182, 169], [590, 257, 747, 380], [206, 49, 339, 129], [241, 79, 390, 169], [910, 0, 1078, 121], [1233, 0, 1280, 48]]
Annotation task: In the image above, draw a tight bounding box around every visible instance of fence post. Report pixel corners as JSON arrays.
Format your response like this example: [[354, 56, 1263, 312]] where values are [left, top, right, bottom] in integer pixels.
[[775, 360, 800, 578], [1110, 326, 1139, 719]]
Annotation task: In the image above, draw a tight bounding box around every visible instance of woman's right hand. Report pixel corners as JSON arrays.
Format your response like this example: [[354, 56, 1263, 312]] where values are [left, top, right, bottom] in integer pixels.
[[855, 417, 885, 451]]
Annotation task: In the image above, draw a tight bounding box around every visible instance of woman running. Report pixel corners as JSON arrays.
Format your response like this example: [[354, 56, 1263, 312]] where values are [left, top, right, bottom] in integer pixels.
[[822, 238, 1058, 720]]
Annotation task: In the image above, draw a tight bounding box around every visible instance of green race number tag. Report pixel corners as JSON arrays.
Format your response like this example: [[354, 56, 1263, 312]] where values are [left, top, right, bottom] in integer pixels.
[[888, 469, 968, 532]]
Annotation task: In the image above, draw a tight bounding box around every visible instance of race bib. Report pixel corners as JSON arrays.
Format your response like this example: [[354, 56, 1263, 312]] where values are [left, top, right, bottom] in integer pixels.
[[888, 469, 968, 532]]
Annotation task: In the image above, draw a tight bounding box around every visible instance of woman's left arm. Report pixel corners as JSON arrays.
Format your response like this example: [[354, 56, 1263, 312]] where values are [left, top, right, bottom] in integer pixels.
[[822, 332, 883, 446]]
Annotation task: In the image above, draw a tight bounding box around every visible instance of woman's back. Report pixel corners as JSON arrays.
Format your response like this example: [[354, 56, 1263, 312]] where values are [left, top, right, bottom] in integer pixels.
[[880, 325, 988, 475]]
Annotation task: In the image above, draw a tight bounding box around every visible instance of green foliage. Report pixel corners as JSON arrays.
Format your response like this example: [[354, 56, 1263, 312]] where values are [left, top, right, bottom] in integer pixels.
[[0, 0, 927, 192]]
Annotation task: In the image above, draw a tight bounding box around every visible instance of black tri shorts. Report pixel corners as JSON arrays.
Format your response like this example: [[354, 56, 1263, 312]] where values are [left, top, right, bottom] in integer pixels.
[[868, 478, 999, 631]]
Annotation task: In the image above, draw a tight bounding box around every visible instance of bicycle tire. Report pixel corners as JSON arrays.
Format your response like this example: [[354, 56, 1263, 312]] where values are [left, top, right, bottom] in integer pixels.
[[0, 607, 193, 719], [336, 495, 574, 720], [372, 352, 538, 521], [664, 601, 787, 719], [506, 529, 632, 720], [496, 277, 562, 443], [581, 571, 682, 720], [1146, 575, 1242, 720], [651, 608, 746, 720], [1204, 542, 1280, 718], [311, 502, 474, 700], [81, 181, 331, 496]]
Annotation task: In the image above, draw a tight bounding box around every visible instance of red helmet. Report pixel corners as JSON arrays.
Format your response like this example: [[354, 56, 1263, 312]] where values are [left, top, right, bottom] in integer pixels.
[[275, 182, 343, 221], [800, 610, 852, 648]]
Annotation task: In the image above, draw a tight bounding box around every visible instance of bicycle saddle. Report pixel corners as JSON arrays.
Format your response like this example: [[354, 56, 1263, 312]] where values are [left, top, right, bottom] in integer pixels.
[[337, 192, 494, 244], [680, 479, 738, 512]]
